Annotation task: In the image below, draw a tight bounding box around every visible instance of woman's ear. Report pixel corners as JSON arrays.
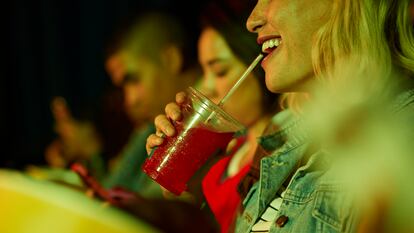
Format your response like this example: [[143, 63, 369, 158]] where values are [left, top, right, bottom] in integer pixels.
[[160, 45, 183, 75]]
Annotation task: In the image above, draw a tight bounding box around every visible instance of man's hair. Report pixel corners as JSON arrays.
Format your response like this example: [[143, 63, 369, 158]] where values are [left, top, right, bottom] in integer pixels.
[[113, 11, 195, 72]]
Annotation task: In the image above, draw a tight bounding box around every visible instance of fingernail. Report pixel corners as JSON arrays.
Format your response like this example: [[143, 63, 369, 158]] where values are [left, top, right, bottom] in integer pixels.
[[166, 127, 175, 136], [172, 110, 181, 120]]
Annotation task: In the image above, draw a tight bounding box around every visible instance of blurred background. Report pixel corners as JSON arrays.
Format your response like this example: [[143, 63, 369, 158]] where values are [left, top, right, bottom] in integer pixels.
[[3, 0, 209, 169]]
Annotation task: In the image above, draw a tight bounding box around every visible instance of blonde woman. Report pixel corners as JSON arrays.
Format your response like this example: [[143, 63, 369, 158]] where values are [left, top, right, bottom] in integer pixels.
[[238, 0, 414, 232], [148, 0, 414, 232]]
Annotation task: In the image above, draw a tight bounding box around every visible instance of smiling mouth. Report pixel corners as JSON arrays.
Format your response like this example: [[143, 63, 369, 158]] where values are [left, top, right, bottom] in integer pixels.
[[261, 38, 282, 54]]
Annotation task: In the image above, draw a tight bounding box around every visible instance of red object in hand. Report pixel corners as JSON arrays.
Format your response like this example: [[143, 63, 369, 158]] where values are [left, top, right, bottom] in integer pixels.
[[70, 163, 111, 203], [70, 163, 137, 206], [142, 123, 234, 195]]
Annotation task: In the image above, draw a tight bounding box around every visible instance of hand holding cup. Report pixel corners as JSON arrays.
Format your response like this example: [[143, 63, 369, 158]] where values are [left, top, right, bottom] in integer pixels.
[[146, 91, 187, 154]]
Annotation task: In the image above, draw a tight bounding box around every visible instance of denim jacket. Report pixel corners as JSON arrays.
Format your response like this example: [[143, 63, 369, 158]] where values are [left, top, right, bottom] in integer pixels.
[[235, 88, 414, 233]]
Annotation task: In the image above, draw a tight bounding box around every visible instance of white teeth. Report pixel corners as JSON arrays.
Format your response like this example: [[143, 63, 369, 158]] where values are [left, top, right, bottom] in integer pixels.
[[261, 38, 282, 53]]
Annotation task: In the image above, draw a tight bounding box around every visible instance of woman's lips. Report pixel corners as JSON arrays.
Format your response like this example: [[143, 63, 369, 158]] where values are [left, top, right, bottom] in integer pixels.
[[261, 46, 279, 69], [259, 37, 282, 69]]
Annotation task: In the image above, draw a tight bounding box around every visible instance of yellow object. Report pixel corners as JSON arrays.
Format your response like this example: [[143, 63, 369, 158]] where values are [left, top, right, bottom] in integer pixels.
[[0, 169, 160, 233]]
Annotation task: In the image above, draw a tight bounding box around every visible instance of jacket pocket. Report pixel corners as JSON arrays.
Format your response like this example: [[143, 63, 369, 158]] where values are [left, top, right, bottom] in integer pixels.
[[312, 185, 351, 232]]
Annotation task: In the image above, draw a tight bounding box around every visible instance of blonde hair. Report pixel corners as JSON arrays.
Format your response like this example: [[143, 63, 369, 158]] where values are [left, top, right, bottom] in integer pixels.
[[283, 0, 414, 110]]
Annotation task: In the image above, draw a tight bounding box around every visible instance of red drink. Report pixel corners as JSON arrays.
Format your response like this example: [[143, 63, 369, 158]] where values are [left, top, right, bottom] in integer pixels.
[[142, 122, 234, 195], [142, 87, 245, 195]]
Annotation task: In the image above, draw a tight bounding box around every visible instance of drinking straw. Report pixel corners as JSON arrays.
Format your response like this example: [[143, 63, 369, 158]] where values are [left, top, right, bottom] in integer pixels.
[[152, 54, 264, 165], [204, 53, 263, 124], [217, 53, 264, 107]]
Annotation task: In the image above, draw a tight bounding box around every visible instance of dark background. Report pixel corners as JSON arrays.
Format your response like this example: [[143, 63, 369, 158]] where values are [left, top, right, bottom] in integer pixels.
[[3, 0, 210, 169]]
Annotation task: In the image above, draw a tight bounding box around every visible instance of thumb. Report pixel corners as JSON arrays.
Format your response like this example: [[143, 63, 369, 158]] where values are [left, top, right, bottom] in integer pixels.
[[51, 96, 73, 123]]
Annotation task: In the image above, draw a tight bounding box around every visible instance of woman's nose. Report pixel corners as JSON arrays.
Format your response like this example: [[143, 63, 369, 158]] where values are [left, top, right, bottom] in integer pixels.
[[201, 76, 218, 98], [246, 1, 266, 33]]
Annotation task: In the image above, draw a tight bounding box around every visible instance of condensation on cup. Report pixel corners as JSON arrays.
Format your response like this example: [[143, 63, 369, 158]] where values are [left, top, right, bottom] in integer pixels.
[[142, 87, 245, 195]]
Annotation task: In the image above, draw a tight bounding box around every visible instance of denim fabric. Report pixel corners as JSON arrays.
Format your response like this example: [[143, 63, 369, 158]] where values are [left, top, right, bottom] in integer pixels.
[[236, 88, 414, 233], [235, 112, 358, 233]]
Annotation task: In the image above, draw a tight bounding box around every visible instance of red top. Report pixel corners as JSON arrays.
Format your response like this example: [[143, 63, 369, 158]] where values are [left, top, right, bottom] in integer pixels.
[[202, 139, 251, 233]]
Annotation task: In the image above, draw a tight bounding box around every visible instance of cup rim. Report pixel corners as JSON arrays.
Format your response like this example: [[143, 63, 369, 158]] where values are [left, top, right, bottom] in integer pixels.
[[187, 86, 246, 131]]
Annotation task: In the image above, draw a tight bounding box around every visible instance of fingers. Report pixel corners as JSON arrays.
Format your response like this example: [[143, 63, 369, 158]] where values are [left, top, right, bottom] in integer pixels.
[[51, 96, 72, 123], [146, 91, 188, 155], [154, 92, 187, 134], [175, 91, 187, 104], [160, 186, 197, 204], [154, 114, 176, 136], [146, 114, 173, 154], [51, 97, 76, 137], [160, 186, 175, 199], [146, 133, 164, 154], [165, 102, 182, 121], [44, 140, 66, 168]]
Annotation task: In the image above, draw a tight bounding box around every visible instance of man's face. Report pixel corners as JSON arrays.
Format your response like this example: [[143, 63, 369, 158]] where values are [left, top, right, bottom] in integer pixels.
[[121, 52, 171, 125]]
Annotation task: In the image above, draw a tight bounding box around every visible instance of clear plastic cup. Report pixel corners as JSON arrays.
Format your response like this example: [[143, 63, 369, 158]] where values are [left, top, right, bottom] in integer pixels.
[[142, 87, 245, 195]]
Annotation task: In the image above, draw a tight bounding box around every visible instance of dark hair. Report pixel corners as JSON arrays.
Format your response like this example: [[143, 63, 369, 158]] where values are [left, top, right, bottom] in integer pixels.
[[104, 10, 198, 72], [199, 0, 279, 114]]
